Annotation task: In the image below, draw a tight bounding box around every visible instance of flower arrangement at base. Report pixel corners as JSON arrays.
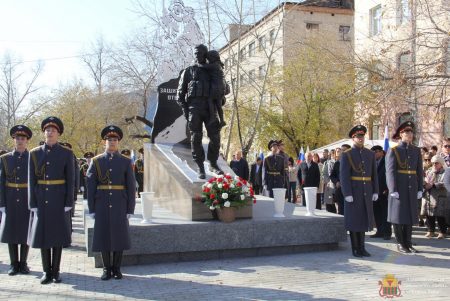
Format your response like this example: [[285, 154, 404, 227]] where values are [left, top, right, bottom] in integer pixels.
[[202, 173, 256, 210]]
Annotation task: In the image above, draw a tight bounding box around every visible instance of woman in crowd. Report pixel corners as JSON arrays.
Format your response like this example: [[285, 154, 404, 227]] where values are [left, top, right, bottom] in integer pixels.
[[313, 153, 324, 209], [287, 157, 298, 203]]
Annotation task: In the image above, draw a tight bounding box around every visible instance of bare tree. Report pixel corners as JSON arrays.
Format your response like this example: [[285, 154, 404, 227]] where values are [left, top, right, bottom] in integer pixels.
[[0, 53, 43, 144]]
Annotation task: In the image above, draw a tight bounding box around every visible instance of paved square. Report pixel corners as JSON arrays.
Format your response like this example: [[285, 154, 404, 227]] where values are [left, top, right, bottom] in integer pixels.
[[0, 198, 449, 300]]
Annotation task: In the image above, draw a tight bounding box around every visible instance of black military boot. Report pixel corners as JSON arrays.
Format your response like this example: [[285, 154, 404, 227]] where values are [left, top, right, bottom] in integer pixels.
[[112, 251, 123, 279], [7, 244, 19, 276], [197, 162, 206, 179], [394, 224, 410, 253], [404, 225, 419, 253], [349, 232, 363, 257], [40, 249, 53, 284], [209, 161, 223, 175], [101, 252, 112, 280], [359, 232, 371, 257], [52, 247, 63, 283], [19, 244, 30, 274]]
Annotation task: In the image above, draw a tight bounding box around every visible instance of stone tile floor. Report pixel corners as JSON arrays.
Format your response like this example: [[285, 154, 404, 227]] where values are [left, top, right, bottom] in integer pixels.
[[0, 197, 448, 301]]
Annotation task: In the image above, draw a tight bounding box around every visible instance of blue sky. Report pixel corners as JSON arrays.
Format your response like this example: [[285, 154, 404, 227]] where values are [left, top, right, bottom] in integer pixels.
[[0, 0, 141, 89]]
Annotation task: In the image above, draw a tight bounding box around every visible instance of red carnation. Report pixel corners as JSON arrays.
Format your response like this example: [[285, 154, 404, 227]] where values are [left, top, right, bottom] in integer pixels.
[[253, 198, 257, 204], [236, 182, 243, 187], [225, 174, 232, 179], [203, 187, 211, 193], [210, 194, 215, 199], [223, 183, 229, 190], [217, 177, 223, 183], [242, 179, 248, 185], [208, 178, 215, 183]]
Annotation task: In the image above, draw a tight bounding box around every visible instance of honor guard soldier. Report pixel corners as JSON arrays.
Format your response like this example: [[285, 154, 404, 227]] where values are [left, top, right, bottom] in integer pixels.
[[81, 152, 94, 199], [0, 125, 33, 275], [264, 140, 286, 198], [87, 125, 136, 280], [340, 125, 379, 257], [386, 121, 423, 253], [28, 117, 74, 284], [134, 148, 144, 197]]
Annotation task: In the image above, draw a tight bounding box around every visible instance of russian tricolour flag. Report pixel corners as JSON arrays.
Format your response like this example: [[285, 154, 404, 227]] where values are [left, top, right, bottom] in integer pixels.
[[383, 125, 390, 152], [297, 146, 305, 164]]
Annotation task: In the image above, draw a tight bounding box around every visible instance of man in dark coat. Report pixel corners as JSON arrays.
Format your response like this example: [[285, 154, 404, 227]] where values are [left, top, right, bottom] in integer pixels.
[[0, 125, 33, 276], [249, 157, 263, 195], [230, 150, 249, 180], [28, 116, 74, 284], [330, 145, 350, 216], [80, 152, 94, 199], [134, 148, 144, 197], [177, 44, 222, 179], [370, 145, 391, 240], [87, 125, 136, 280], [386, 121, 423, 253], [264, 140, 285, 198], [340, 125, 379, 257], [298, 152, 321, 208]]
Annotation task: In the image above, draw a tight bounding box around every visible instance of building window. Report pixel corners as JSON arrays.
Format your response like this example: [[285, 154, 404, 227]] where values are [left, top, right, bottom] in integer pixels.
[[399, 0, 411, 24], [370, 5, 382, 36], [258, 36, 266, 51], [258, 65, 266, 78], [269, 29, 276, 45], [369, 115, 381, 140], [239, 48, 246, 61], [248, 42, 255, 57], [398, 51, 411, 74], [339, 25, 351, 41], [248, 69, 255, 82], [306, 23, 319, 30]]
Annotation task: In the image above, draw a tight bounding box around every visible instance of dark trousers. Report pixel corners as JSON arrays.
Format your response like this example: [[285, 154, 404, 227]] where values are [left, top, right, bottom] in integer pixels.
[[316, 193, 322, 210], [287, 182, 297, 203], [373, 195, 391, 236], [253, 185, 261, 195], [326, 204, 337, 213], [426, 215, 448, 234], [334, 188, 344, 215]]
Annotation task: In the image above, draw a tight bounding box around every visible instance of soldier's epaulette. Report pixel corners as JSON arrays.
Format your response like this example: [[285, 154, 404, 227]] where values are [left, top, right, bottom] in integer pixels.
[[92, 154, 103, 161], [120, 154, 131, 160], [30, 146, 41, 153], [343, 148, 352, 153], [391, 145, 398, 149], [0, 152, 10, 159], [60, 144, 73, 152]]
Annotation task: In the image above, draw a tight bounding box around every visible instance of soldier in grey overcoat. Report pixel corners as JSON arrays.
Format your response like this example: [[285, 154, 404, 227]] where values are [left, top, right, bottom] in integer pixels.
[[0, 125, 33, 275], [340, 125, 379, 257], [386, 121, 423, 254], [28, 117, 74, 284], [87, 125, 136, 280], [264, 140, 285, 198]]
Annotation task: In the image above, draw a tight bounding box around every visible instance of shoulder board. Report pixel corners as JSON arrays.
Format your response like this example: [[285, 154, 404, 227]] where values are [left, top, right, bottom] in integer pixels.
[[30, 146, 41, 153], [344, 148, 352, 153], [120, 154, 131, 160], [60, 145, 73, 152], [0, 152, 11, 159], [391, 145, 398, 149], [92, 154, 103, 160]]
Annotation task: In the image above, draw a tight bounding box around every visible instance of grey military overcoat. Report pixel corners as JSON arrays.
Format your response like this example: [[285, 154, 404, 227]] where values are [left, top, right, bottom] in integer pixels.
[[386, 142, 423, 225], [0, 151, 31, 244], [87, 152, 136, 252], [340, 146, 379, 232], [28, 143, 74, 248]]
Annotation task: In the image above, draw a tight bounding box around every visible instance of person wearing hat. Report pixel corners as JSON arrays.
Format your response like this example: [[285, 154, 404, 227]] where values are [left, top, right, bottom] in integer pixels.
[[120, 149, 131, 158], [340, 125, 379, 257], [28, 116, 74, 284], [276, 140, 290, 195], [386, 121, 423, 253], [0, 125, 33, 276], [134, 148, 144, 197], [421, 155, 448, 239], [86, 125, 136, 280], [80, 152, 94, 200], [370, 145, 391, 240], [263, 140, 285, 198]]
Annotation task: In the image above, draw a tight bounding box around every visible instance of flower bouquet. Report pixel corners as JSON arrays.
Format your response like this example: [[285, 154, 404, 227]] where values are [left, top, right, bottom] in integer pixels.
[[201, 174, 256, 222]]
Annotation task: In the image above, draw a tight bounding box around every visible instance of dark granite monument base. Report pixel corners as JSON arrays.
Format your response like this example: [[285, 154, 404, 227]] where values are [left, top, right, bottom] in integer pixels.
[[84, 196, 346, 268]]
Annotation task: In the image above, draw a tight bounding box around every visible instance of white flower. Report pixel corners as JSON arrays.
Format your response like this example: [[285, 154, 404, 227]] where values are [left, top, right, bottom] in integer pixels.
[[222, 193, 229, 199], [218, 184, 223, 189], [217, 174, 224, 178], [209, 206, 215, 210], [230, 184, 235, 188], [207, 183, 212, 188], [240, 194, 245, 200], [224, 201, 231, 207]]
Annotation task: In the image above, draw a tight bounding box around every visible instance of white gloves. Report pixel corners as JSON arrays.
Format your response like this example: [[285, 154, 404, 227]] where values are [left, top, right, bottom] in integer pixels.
[[372, 194, 378, 201], [127, 214, 132, 219], [345, 196, 353, 203], [390, 192, 399, 199], [30, 208, 37, 213], [417, 191, 423, 199], [263, 185, 267, 190], [0, 207, 5, 214], [87, 213, 95, 219], [80, 187, 85, 192], [64, 207, 72, 212]]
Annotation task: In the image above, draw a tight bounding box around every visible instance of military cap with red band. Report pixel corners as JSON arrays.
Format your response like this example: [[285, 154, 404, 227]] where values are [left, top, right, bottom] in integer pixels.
[[348, 125, 367, 138], [101, 125, 123, 141], [10, 125, 32, 139], [41, 116, 64, 134]]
